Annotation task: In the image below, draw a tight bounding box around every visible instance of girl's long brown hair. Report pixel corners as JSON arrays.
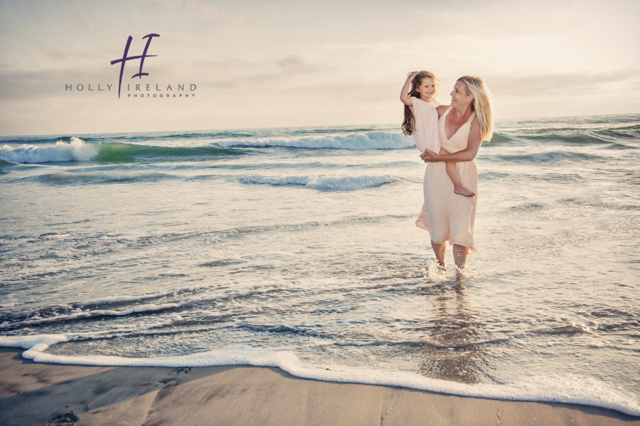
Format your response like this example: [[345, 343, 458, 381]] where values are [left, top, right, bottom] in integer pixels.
[[401, 70, 437, 136]]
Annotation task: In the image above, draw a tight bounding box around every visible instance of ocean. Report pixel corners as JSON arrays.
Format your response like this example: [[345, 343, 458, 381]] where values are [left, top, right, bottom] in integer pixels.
[[1, 114, 639, 416]]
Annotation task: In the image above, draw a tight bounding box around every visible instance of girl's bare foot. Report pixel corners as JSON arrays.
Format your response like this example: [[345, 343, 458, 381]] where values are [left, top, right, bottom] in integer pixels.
[[454, 186, 475, 197]]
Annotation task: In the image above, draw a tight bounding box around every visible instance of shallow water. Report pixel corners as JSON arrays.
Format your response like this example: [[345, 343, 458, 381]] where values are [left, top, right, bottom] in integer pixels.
[[1, 115, 639, 415]]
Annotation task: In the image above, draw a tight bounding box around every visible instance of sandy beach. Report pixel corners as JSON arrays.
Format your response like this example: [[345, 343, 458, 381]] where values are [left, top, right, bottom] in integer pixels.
[[0, 348, 637, 426]]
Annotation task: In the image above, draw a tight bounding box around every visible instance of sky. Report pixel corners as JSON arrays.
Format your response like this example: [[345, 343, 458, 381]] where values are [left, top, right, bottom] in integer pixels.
[[0, 0, 639, 136]]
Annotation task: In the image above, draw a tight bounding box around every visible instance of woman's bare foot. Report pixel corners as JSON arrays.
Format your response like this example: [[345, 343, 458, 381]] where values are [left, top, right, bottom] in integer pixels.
[[455, 266, 467, 281], [427, 260, 447, 279], [454, 186, 475, 197]]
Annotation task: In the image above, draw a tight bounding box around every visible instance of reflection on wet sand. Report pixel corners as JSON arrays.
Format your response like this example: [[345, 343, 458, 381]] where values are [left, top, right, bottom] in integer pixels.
[[417, 280, 488, 384]]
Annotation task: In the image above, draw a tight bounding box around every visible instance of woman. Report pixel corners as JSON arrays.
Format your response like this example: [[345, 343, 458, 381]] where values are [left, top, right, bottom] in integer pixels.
[[420, 76, 494, 274]]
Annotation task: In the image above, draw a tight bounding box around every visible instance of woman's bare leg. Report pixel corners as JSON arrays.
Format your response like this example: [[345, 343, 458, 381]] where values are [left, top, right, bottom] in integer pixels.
[[431, 241, 446, 268], [453, 244, 468, 271], [439, 148, 474, 197]]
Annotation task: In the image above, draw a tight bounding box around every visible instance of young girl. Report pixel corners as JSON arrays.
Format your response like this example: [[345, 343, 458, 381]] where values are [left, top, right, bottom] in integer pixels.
[[400, 71, 475, 230]]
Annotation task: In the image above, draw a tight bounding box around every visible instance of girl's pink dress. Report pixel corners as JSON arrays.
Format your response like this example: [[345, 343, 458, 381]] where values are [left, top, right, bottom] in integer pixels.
[[409, 97, 441, 230]]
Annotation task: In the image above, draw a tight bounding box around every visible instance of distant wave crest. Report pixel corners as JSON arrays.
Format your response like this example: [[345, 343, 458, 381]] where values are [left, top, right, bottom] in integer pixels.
[[217, 132, 414, 150], [239, 175, 396, 191]]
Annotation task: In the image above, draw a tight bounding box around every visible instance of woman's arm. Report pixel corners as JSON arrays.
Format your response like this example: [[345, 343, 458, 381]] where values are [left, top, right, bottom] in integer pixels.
[[421, 120, 482, 163], [400, 72, 418, 106]]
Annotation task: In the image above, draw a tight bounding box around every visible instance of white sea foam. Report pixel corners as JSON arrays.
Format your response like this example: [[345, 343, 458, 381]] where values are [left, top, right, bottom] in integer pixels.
[[217, 133, 414, 150], [0, 137, 98, 163], [239, 175, 396, 191], [0, 334, 69, 352], [1, 335, 638, 417]]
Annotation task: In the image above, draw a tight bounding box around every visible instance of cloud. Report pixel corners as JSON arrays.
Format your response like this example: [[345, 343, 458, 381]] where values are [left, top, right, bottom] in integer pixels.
[[151, 0, 245, 28], [163, 53, 328, 90], [0, 68, 114, 101], [276, 54, 311, 71], [0, 48, 330, 103], [153, 0, 221, 19], [489, 71, 640, 98]]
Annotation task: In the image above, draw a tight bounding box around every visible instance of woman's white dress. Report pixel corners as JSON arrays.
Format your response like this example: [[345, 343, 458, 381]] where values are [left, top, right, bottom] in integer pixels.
[[420, 106, 478, 250]]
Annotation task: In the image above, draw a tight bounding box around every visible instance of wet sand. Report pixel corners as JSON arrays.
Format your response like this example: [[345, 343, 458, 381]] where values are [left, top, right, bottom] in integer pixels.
[[0, 348, 638, 426]]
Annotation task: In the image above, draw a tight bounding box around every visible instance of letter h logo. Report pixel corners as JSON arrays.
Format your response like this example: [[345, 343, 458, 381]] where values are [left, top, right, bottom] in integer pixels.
[[111, 33, 160, 98]]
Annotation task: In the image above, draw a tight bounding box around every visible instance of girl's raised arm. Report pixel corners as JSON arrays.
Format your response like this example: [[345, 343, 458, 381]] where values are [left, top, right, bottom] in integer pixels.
[[400, 72, 418, 106]]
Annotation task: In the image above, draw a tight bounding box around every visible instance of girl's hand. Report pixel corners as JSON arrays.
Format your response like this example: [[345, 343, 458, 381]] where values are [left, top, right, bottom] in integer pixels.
[[421, 149, 439, 163], [406, 71, 418, 81]]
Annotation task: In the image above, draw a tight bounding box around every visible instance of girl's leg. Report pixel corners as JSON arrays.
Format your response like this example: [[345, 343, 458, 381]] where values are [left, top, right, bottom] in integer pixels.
[[431, 241, 446, 267], [446, 162, 475, 197], [438, 148, 474, 198]]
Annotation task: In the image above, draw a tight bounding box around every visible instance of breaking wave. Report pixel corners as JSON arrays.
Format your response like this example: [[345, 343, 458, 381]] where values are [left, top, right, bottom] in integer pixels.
[[238, 175, 396, 191]]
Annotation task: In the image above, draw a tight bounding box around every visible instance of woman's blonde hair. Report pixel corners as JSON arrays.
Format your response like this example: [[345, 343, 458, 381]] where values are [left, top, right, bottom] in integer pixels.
[[401, 70, 438, 136], [457, 76, 493, 141]]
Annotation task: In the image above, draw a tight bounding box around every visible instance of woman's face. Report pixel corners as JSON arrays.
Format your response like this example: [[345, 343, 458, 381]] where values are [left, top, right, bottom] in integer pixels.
[[418, 77, 436, 100], [450, 81, 473, 107]]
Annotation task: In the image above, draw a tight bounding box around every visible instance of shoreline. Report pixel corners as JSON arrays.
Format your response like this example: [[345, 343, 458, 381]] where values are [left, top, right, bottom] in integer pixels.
[[1, 348, 638, 426]]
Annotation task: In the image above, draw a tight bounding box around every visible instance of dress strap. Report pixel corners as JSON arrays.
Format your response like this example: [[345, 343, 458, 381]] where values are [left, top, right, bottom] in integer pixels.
[[466, 112, 476, 124]]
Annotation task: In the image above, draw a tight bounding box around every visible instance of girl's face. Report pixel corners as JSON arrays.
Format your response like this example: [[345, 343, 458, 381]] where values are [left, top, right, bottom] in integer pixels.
[[418, 77, 436, 101]]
